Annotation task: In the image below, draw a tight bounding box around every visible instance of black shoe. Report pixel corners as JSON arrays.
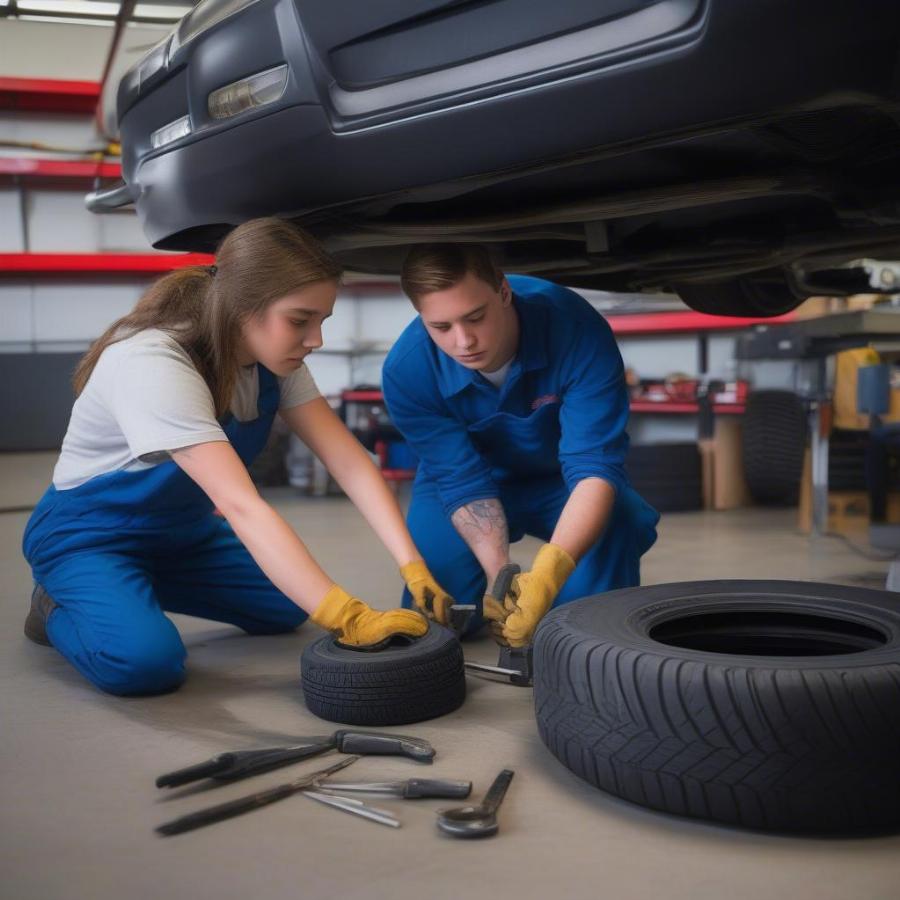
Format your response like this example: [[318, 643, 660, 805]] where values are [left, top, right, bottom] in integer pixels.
[[24, 584, 56, 646]]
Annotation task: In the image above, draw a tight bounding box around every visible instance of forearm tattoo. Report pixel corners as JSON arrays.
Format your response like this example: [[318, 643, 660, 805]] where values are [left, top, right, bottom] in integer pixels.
[[452, 499, 509, 550]]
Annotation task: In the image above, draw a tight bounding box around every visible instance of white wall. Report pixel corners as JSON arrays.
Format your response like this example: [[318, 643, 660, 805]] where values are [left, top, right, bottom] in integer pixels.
[[0, 20, 113, 80]]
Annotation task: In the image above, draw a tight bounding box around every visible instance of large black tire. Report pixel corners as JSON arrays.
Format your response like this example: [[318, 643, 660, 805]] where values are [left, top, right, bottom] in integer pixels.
[[742, 390, 807, 504], [626, 443, 702, 512], [534, 580, 900, 834], [301, 625, 465, 726]]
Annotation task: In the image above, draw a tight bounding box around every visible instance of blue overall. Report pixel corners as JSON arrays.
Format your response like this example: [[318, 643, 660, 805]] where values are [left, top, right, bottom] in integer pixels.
[[22, 365, 306, 696], [382, 275, 659, 630]]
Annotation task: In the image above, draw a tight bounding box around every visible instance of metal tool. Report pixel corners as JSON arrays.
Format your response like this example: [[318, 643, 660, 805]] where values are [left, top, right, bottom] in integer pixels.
[[155, 730, 434, 789], [448, 564, 520, 639], [463, 645, 534, 687], [448, 604, 477, 634], [155, 755, 359, 836], [316, 778, 472, 799], [437, 768, 515, 839], [303, 791, 401, 828], [450, 565, 534, 686]]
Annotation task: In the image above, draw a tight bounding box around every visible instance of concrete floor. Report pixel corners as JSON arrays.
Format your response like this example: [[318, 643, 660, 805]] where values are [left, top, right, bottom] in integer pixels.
[[2, 466, 899, 900]]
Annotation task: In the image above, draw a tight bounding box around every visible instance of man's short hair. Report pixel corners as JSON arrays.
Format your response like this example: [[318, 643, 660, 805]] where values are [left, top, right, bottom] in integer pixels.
[[400, 243, 502, 307]]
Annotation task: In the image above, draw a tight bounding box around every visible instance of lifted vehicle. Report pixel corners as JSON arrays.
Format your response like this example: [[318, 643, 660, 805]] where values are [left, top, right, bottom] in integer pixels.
[[92, 0, 900, 316]]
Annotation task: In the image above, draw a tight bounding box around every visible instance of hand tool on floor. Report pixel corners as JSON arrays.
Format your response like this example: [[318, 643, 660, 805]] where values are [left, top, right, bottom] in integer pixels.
[[303, 791, 401, 828], [450, 565, 534, 686], [155, 730, 435, 788], [155, 755, 359, 836], [464, 645, 534, 687], [436, 768, 515, 839], [316, 778, 472, 799]]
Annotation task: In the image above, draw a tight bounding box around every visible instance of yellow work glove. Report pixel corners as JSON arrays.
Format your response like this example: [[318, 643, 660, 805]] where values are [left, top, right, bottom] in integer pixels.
[[400, 560, 455, 626], [498, 544, 576, 647], [482, 591, 508, 624], [311, 584, 428, 646]]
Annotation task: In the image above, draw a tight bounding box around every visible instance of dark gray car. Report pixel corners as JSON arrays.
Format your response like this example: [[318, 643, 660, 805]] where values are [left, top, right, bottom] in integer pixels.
[[93, 0, 900, 315]]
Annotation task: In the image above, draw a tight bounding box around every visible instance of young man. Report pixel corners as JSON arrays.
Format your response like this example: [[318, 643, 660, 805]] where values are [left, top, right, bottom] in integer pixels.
[[382, 244, 659, 647]]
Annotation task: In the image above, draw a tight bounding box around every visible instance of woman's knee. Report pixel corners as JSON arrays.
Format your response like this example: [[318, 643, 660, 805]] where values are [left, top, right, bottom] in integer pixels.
[[91, 636, 186, 696]]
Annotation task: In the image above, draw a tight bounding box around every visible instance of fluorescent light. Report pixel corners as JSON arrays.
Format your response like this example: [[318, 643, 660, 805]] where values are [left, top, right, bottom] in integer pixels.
[[17, 0, 120, 13], [15, 1, 191, 22], [18, 13, 114, 24], [134, 3, 193, 19]]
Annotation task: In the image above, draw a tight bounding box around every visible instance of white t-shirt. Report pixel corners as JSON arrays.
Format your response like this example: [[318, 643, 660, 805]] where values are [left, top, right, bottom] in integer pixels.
[[53, 329, 321, 490], [480, 359, 513, 389]]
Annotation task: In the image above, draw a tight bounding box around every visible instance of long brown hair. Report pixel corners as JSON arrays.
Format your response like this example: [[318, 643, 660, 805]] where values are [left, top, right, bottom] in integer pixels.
[[73, 218, 342, 416]]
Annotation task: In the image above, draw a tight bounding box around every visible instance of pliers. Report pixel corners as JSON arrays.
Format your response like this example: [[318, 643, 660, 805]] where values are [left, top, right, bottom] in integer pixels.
[[156, 730, 435, 789]]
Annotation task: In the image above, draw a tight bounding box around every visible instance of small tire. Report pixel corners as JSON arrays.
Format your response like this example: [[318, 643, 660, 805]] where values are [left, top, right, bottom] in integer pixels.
[[301, 624, 466, 726], [534, 580, 900, 834]]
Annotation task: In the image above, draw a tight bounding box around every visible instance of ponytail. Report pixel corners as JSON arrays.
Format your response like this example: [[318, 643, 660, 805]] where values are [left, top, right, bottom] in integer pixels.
[[73, 265, 214, 396]]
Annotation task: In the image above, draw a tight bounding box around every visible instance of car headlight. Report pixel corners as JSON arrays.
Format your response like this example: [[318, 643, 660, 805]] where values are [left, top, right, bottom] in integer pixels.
[[208, 65, 288, 120], [169, 0, 262, 59]]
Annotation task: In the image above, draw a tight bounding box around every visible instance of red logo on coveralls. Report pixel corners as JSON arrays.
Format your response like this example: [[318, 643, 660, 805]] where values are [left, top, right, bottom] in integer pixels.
[[531, 394, 559, 410]]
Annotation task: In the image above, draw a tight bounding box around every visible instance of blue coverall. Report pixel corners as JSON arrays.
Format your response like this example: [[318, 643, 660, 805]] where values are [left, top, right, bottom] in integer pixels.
[[22, 365, 306, 695], [382, 275, 659, 628]]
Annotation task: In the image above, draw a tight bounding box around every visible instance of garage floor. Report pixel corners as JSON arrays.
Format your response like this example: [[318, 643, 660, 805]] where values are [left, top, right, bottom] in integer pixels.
[[2, 471, 899, 900]]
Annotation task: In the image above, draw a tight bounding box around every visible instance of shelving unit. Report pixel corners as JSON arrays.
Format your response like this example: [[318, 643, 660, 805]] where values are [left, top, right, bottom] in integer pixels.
[[629, 401, 745, 415], [0, 252, 215, 275], [338, 389, 745, 418], [0, 157, 121, 181], [0, 76, 101, 113], [606, 309, 796, 336]]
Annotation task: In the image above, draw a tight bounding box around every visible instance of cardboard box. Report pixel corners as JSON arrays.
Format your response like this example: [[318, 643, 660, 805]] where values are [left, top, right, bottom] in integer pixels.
[[798, 447, 900, 533], [793, 296, 846, 320], [700, 418, 752, 510]]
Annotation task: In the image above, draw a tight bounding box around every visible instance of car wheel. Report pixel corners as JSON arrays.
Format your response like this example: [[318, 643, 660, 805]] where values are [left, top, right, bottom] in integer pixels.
[[534, 580, 900, 834], [301, 624, 466, 726], [742, 390, 807, 505], [675, 276, 803, 317]]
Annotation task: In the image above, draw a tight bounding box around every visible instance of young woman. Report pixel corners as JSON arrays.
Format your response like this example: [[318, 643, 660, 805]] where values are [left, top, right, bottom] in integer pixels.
[[22, 217, 451, 696]]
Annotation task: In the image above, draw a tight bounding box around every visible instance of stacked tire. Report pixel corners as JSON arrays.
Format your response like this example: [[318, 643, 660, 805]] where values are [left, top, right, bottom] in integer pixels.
[[742, 390, 807, 504], [626, 443, 703, 512]]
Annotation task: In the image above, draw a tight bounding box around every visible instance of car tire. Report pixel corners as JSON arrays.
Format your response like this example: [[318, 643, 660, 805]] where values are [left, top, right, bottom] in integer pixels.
[[676, 276, 803, 317], [534, 580, 900, 834], [742, 390, 807, 505], [300, 624, 466, 726], [627, 443, 703, 512]]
